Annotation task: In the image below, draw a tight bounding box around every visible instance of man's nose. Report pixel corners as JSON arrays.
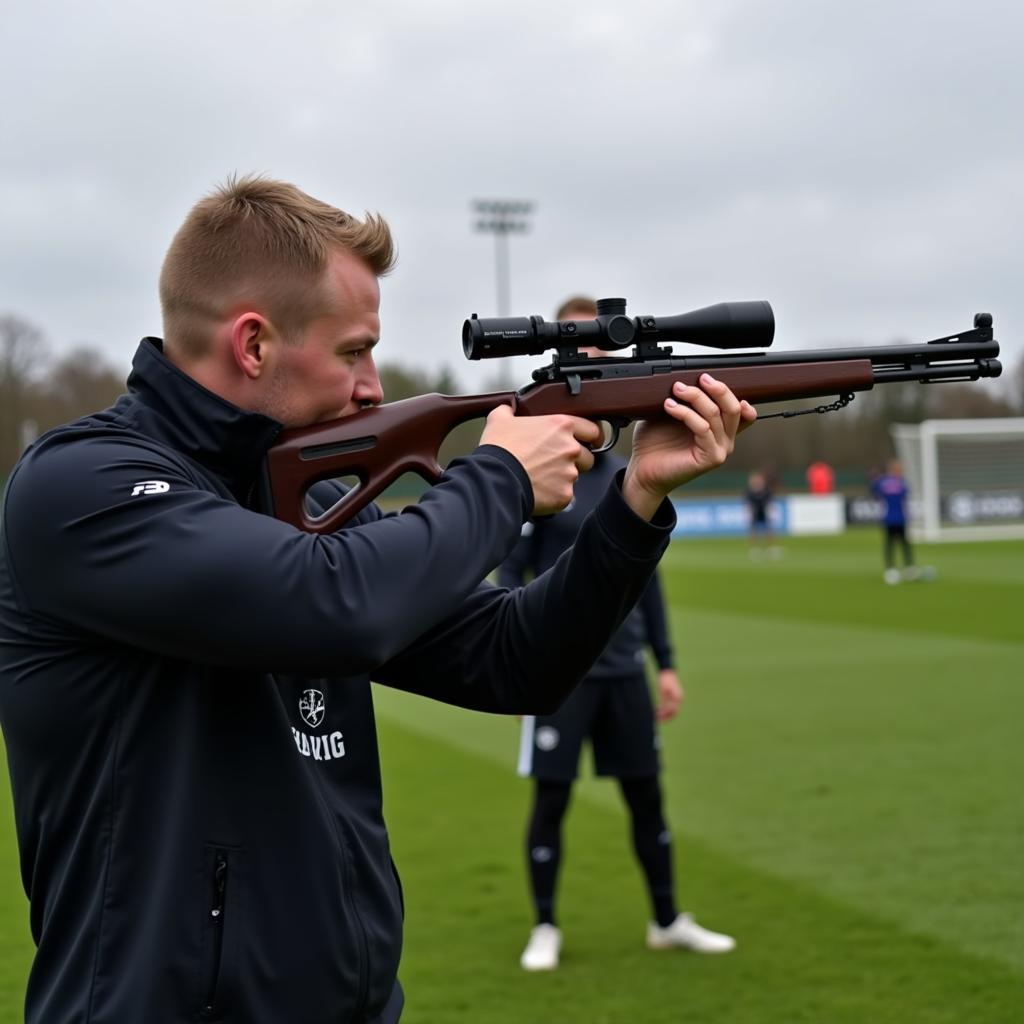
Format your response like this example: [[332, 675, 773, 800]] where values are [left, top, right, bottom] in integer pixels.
[[354, 357, 384, 408]]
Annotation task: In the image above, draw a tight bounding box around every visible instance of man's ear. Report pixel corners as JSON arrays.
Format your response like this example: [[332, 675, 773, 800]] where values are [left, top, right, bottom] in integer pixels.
[[230, 313, 277, 380]]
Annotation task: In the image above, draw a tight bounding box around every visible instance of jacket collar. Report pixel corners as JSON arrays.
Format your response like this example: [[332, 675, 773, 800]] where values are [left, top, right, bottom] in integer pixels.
[[126, 338, 283, 495]]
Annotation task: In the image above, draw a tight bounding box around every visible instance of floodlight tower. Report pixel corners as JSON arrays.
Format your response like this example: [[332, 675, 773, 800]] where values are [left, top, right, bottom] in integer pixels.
[[472, 199, 535, 316]]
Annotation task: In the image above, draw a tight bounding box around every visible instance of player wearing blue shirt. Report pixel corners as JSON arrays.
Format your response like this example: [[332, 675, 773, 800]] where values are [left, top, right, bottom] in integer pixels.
[[871, 459, 915, 583]]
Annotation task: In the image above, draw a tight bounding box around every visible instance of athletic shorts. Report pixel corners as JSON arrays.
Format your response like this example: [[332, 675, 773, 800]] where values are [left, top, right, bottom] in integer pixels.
[[517, 673, 659, 781]]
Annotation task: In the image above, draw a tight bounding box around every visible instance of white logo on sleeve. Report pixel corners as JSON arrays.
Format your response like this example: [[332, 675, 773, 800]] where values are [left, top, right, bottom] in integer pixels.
[[130, 480, 170, 497]]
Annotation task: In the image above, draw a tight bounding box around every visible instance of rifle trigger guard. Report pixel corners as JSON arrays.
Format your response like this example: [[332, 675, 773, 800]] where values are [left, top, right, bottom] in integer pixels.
[[591, 418, 625, 454]]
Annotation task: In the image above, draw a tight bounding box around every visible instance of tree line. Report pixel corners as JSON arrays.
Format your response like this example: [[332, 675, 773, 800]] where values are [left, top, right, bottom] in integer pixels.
[[3, 312, 1022, 484], [1, 315, 128, 476]]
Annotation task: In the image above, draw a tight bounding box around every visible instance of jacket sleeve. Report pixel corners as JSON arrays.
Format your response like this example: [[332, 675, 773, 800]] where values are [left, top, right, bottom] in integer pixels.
[[2, 436, 534, 676], [495, 520, 539, 589], [638, 570, 674, 671], [373, 471, 675, 714]]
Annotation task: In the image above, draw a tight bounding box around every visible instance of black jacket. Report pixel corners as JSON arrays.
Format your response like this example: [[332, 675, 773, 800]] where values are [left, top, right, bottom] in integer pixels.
[[0, 339, 674, 1024], [498, 454, 674, 679]]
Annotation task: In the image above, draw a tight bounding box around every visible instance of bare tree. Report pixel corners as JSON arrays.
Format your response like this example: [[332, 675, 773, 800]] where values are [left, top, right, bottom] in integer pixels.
[[29, 346, 126, 431], [0, 314, 50, 475]]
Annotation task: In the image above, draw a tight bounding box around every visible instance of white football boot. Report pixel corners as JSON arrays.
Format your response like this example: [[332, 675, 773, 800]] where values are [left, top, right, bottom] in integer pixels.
[[520, 924, 562, 971], [646, 913, 736, 954]]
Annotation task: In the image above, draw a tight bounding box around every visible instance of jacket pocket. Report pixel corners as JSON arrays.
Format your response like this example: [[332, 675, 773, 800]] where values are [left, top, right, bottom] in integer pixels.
[[198, 845, 241, 1020]]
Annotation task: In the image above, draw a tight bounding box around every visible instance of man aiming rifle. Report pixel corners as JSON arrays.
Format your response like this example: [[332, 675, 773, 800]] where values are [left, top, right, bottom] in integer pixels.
[[0, 176, 753, 1024]]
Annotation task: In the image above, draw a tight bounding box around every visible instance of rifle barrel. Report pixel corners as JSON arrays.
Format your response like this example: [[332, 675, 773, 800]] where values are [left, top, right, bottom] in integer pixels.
[[670, 338, 996, 366], [611, 337, 1001, 382]]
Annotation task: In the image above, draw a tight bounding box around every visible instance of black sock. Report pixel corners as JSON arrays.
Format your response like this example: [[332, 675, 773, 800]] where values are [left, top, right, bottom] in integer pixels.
[[619, 776, 677, 928], [525, 779, 572, 927]]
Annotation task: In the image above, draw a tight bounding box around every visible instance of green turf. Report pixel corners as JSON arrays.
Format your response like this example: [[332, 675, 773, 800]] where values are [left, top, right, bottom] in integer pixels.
[[377, 718, 1023, 1024], [0, 737, 31, 1024], [0, 530, 1021, 1021], [373, 530, 1024, 1021]]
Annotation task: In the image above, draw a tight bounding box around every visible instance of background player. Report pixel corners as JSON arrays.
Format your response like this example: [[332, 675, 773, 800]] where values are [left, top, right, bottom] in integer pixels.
[[872, 458, 917, 583], [500, 296, 736, 972]]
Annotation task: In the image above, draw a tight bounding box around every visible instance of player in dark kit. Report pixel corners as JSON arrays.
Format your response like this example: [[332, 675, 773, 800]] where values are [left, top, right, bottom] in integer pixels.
[[499, 297, 736, 972], [745, 469, 780, 559]]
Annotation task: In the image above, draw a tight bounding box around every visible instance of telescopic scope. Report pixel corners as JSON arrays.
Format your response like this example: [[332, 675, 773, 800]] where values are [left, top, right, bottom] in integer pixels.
[[463, 299, 774, 360]]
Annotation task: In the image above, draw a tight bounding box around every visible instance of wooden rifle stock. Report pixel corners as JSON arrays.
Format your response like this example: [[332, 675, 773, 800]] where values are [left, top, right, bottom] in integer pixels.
[[263, 359, 875, 534]]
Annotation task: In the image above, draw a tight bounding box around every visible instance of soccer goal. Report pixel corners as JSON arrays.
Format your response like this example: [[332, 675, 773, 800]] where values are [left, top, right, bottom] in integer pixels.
[[891, 418, 1024, 541]]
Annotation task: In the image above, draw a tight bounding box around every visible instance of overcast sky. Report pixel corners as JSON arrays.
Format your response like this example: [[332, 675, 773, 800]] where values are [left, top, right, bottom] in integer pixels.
[[2, 0, 1021, 393]]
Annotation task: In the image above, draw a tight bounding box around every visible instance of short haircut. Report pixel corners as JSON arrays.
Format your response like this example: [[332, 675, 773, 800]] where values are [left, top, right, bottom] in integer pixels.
[[554, 295, 598, 320], [159, 175, 396, 357]]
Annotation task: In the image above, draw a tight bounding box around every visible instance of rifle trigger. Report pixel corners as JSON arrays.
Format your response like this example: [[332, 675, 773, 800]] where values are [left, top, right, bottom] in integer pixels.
[[565, 373, 582, 396]]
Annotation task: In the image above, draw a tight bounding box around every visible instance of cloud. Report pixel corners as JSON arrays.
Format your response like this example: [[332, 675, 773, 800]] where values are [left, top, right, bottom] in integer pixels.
[[1, 0, 1021, 393]]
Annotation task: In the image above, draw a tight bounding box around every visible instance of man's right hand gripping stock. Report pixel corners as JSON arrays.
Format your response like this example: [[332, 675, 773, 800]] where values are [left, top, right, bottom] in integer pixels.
[[481, 374, 756, 521]]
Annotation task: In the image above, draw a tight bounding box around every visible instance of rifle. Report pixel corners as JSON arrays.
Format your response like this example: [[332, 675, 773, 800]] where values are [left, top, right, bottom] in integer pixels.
[[263, 298, 1001, 533]]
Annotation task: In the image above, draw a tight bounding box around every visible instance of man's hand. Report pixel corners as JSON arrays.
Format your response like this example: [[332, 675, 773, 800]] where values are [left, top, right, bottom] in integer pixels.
[[623, 374, 757, 520], [481, 405, 602, 516], [655, 668, 684, 722]]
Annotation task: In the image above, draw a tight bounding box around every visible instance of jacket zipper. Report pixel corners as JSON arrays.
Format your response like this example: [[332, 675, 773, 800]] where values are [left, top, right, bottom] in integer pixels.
[[201, 852, 229, 1018]]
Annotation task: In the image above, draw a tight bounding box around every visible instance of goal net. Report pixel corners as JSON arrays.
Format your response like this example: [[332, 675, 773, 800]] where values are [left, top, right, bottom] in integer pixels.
[[891, 418, 1024, 541]]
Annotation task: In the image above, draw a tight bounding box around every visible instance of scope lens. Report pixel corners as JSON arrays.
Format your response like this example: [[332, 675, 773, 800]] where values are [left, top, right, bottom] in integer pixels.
[[463, 316, 551, 359]]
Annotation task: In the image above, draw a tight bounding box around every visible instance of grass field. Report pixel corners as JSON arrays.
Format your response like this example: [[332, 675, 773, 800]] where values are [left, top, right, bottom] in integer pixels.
[[1, 530, 1021, 1022]]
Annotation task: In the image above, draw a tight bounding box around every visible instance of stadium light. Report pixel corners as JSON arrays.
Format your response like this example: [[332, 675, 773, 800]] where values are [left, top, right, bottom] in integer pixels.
[[472, 199, 535, 317]]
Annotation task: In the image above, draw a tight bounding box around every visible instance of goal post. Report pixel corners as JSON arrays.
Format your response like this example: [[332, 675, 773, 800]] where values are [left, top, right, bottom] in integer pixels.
[[891, 418, 1024, 541]]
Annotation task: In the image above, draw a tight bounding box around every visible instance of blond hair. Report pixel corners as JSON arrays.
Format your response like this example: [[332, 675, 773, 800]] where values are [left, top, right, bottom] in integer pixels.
[[555, 295, 598, 320], [159, 175, 395, 357]]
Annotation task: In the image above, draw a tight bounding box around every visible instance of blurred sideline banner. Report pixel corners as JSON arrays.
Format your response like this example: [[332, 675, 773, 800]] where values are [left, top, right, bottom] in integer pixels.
[[788, 494, 846, 534], [669, 494, 845, 538]]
